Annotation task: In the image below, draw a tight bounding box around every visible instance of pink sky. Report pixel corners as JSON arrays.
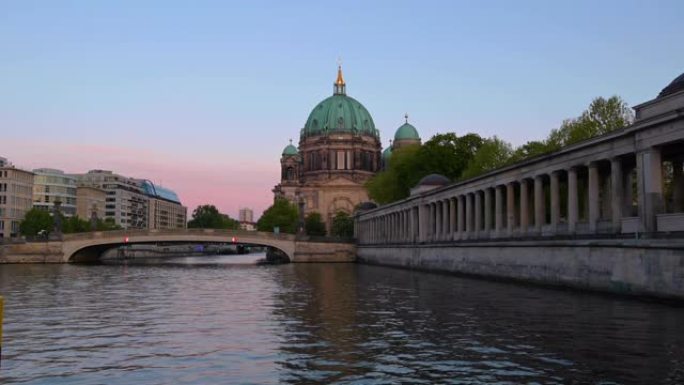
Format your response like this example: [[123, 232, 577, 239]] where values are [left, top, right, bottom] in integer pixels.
[[4, 139, 277, 219]]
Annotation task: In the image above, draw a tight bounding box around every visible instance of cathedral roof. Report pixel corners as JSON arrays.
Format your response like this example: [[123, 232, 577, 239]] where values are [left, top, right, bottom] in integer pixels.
[[282, 141, 298, 156], [394, 114, 421, 141], [301, 66, 379, 139]]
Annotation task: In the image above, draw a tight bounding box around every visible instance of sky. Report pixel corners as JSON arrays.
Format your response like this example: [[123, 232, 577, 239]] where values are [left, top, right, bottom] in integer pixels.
[[1, 0, 683, 218]]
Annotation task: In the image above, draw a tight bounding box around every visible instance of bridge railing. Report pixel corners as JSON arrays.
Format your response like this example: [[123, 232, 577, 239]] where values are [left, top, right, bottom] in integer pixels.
[[60, 228, 297, 242]]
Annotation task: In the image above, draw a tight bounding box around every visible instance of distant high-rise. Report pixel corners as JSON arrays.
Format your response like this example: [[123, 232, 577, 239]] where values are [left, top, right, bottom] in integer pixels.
[[239, 208, 254, 223]]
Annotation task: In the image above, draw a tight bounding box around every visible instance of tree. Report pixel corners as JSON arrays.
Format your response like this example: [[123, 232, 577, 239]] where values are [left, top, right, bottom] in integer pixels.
[[19, 208, 53, 236], [416, 133, 484, 180], [304, 212, 326, 236], [62, 216, 91, 233], [187, 204, 239, 229], [96, 217, 122, 231], [546, 96, 634, 147], [461, 136, 513, 179], [331, 211, 354, 238], [256, 198, 299, 234]]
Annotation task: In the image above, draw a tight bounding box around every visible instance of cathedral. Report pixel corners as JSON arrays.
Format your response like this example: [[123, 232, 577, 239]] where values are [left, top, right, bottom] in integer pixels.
[[272, 66, 421, 231]]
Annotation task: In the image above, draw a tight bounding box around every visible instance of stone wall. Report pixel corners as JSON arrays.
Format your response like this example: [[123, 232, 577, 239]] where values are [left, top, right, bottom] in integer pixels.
[[357, 241, 684, 300], [0, 242, 64, 263], [293, 241, 356, 263]]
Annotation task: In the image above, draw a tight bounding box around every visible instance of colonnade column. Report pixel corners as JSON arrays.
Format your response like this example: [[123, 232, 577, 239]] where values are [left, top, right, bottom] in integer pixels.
[[418, 204, 426, 242], [550, 171, 560, 232], [465, 193, 473, 237], [506, 183, 515, 236], [484, 188, 492, 236], [568, 167, 578, 233], [520, 180, 529, 234], [638, 148, 664, 232], [457, 195, 465, 239], [495, 186, 504, 235], [474, 192, 482, 237], [442, 199, 450, 240], [611, 158, 623, 232], [534, 176, 544, 233], [588, 162, 600, 232], [449, 197, 456, 240], [435, 202, 442, 241]]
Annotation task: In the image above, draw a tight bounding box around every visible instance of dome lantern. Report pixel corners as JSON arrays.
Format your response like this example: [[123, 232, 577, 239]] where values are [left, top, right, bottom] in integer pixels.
[[334, 65, 346, 95]]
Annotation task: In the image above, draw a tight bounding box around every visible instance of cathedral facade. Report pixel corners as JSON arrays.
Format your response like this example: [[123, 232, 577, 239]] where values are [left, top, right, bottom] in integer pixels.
[[273, 67, 421, 232]]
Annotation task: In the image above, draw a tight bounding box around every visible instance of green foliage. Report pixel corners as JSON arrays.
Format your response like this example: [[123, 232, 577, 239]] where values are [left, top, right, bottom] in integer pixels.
[[256, 198, 299, 234], [304, 212, 326, 236], [461, 136, 513, 179], [96, 217, 122, 231], [331, 211, 354, 238], [19, 208, 54, 236], [367, 134, 485, 204], [62, 216, 91, 233], [187, 204, 239, 229], [365, 95, 633, 205]]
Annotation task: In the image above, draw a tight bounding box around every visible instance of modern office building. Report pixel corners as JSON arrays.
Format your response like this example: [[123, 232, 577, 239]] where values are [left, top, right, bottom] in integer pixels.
[[32, 168, 78, 217], [0, 158, 34, 238], [73, 170, 186, 230], [142, 181, 187, 230], [73, 170, 150, 229], [76, 186, 107, 221]]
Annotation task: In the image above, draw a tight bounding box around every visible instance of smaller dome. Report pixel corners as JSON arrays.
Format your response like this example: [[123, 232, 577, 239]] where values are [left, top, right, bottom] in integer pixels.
[[417, 174, 449, 186], [382, 146, 392, 161], [356, 201, 378, 211], [659, 72, 684, 98], [394, 122, 420, 141], [282, 143, 298, 156]]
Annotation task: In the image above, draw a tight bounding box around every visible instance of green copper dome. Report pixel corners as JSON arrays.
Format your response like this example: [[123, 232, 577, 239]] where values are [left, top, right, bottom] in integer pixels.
[[301, 66, 379, 139], [302, 94, 378, 138], [394, 122, 420, 141], [282, 143, 298, 156], [382, 146, 392, 161]]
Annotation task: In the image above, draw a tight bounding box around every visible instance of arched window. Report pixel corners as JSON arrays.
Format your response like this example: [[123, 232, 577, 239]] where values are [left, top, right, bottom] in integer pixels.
[[338, 117, 344, 129], [286, 167, 294, 181]]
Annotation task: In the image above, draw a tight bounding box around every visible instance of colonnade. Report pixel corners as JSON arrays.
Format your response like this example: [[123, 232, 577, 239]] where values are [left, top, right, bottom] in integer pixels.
[[357, 146, 684, 245]]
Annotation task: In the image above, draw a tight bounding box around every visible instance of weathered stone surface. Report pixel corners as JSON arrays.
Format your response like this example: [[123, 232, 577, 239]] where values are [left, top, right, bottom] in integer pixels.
[[357, 241, 684, 300]]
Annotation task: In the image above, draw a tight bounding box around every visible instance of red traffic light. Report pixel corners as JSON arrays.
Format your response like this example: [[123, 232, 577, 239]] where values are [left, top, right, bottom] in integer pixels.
[[124, 236, 129, 243], [231, 236, 237, 244]]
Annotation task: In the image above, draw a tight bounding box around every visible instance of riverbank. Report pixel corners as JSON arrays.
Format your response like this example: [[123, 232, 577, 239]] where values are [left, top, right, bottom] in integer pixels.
[[357, 239, 684, 301]]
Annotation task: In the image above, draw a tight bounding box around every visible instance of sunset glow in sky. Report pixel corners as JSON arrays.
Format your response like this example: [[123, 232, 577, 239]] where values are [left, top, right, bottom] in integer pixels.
[[2, 0, 683, 218]]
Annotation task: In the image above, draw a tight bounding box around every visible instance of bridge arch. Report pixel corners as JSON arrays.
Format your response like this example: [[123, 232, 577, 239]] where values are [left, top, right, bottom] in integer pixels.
[[61, 229, 296, 263]]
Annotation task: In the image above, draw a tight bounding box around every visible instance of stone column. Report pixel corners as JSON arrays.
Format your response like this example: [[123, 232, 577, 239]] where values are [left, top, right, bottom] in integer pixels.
[[442, 199, 450, 239], [568, 167, 578, 233], [466, 193, 473, 237], [484, 188, 492, 235], [534, 175, 545, 233], [520, 179, 529, 234], [449, 197, 457, 240], [418, 205, 426, 242], [495, 186, 503, 235], [506, 183, 515, 236], [623, 166, 634, 217], [474, 191, 482, 238], [435, 202, 442, 241], [637, 148, 663, 232], [457, 195, 465, 239], [588, 162, 600, 232], [610, 158, 623, 232], [550, 171, 560, 233]]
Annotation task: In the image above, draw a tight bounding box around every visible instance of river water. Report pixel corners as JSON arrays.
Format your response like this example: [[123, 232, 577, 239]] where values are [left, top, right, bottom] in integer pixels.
[[1, 253, 683, 384]]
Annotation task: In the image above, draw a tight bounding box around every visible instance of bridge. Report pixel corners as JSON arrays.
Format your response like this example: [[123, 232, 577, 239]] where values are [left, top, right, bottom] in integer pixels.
[[0, 229, 356, 263], [354, 73, 684, 300]]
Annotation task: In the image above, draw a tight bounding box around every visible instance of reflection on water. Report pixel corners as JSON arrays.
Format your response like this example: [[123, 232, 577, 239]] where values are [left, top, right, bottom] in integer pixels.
[[1, 255, 683, 384]]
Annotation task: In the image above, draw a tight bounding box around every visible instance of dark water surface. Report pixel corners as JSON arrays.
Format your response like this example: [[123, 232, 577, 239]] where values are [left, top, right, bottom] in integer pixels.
[[1, 254, 683, 384]]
